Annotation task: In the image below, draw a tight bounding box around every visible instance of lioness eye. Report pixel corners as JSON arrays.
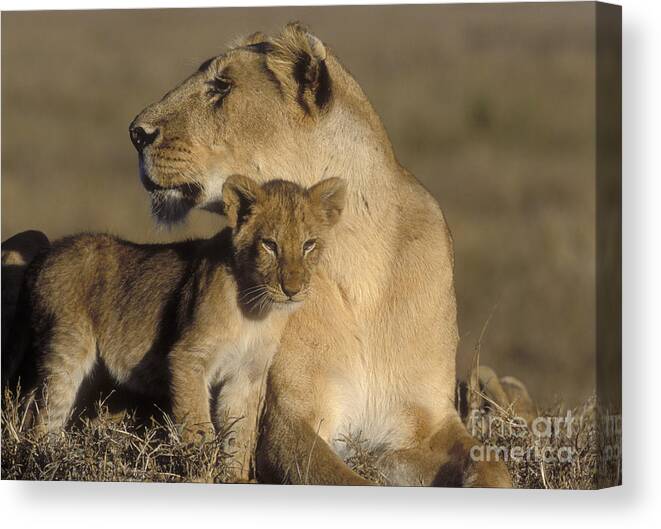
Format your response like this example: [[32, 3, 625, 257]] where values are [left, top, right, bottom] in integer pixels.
[[261, 239, 278, 255], [206, 77, 232, 106], [303, 239, 317, 254]]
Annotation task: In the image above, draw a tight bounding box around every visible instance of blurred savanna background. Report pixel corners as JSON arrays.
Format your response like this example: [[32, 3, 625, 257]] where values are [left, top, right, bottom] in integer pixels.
[[2, 3, 597, 408]]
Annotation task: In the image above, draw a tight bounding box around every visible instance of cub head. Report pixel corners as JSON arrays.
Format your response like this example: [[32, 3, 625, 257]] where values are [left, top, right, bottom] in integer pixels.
[[129, 23, 335, 224], [222, 174, 346, 312]]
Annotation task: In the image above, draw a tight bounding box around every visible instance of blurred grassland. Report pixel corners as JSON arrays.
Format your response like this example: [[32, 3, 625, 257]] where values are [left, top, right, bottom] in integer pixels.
[[1, 3, 596, 406]]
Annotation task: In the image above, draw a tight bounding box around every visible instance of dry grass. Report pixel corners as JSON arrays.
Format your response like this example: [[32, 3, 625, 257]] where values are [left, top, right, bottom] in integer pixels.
[[335, 432, 389, 486], [1, 388, 236, 483], [1, 385, 619, 488], [466, 397, 611, 489]]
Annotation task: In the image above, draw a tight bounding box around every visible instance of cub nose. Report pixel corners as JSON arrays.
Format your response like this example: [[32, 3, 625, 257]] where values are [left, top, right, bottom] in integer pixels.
[[281, 283, 302, 299], [129, 124, 160, 152]]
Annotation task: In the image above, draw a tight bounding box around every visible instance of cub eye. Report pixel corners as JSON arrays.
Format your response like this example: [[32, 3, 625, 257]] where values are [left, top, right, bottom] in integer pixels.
[[206, 77, 232, 106], [303, 239, 317, 254], [261, 239, 278, 255]]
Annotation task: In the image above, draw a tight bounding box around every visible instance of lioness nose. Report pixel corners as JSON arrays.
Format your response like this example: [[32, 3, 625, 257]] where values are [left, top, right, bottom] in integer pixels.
[[129, 124, 160, 152]]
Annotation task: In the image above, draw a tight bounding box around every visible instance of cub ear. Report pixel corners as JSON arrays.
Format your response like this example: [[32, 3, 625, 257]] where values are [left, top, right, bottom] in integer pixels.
[[266, 22, 332, 116], [222, 175, 262, 229], [309, 177, 347, 227]]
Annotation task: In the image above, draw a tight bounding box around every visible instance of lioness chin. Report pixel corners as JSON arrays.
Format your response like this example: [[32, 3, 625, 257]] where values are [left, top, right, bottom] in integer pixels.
[[13, 175, 345, 481]]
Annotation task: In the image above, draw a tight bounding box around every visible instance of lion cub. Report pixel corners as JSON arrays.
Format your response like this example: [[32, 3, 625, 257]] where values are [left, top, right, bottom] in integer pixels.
[[18, 175, 345, 478]]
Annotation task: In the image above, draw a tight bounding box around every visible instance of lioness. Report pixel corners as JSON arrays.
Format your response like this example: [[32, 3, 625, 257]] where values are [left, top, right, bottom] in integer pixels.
[[125, 23, 511, 487], [15, 174, 345, 480]]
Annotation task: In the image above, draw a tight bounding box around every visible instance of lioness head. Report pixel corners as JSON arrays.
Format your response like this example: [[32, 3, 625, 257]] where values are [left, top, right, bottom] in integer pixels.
[[129, 23, 337, 224], [222, 174, 346, 310]]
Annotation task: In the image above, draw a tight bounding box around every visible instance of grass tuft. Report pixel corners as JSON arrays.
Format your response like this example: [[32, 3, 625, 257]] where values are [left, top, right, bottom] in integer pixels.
[[467, 397, 595, 489], [2, 387, 619, 487], [1, 388, 235, 483]]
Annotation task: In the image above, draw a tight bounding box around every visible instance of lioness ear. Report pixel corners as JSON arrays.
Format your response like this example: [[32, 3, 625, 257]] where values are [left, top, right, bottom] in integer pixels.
[[222, 175, 261, 229], [242, 31, 269, 46], [233, 31, 271, 48], [266, 22, 332, 116], [309, 177, 347, 227]]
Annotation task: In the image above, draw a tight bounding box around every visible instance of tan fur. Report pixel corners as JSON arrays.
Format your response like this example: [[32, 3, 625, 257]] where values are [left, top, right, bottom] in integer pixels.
[[129, 22, 511, 486], [469, 365, 538, 426], [16, 176, 344, 481], [499, 376, 538, 425]]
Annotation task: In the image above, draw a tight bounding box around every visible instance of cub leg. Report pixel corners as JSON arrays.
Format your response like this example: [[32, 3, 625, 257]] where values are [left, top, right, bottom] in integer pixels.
[[33, 325, 96, 434], [215, 372, 267, 482], [169, 350, 213, 443]]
